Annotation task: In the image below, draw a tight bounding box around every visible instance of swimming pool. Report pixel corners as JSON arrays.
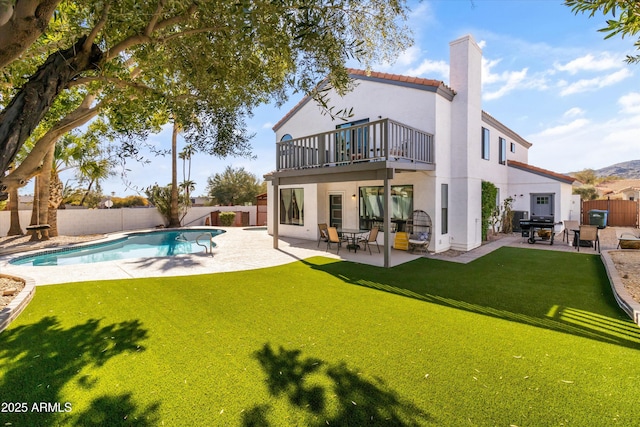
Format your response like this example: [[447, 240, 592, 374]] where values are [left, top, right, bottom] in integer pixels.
[[10, 228, 225, 266]]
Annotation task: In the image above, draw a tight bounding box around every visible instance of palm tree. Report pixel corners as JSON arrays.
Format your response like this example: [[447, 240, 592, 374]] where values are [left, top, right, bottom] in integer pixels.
[[169, 121, 181, 227], [179, 143, 196, 204]]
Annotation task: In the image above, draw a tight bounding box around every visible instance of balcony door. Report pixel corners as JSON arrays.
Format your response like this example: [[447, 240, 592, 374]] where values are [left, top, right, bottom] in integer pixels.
[[335, 118, 369, 162], [329, 194, 343, 229]]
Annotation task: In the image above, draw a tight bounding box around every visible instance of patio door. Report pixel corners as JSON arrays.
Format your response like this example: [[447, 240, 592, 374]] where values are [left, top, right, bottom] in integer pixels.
[[329, 194, 343, 229], [531, 193, 554, 217]]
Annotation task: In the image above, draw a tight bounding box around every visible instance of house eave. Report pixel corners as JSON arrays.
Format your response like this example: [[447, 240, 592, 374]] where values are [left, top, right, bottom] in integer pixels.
[[266, 161, 435, 185], [508, 160, 575, 184], [482, 111, 532, 149]]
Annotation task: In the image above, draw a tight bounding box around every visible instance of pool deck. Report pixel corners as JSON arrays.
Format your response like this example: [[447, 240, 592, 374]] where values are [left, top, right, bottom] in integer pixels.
[[1, 227, 423, 285]]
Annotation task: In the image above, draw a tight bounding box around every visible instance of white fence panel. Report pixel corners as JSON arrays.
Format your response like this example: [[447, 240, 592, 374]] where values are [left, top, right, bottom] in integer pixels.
[[0, 205, 258, 237]]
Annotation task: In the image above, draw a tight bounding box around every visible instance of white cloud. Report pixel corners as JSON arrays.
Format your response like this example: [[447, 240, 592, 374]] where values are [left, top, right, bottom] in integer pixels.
[[563, 107, 585, 119], [407, 1, 437, 25], [559, 68, 632, 96], [531, 118, 590, 138], [406, 58, 449, 80], [618, 92, 640, 114], [528, 114, 640, 173], [555, 53, 625, 75], [262, 121, 274, 129], [481, 57, 531, 100], [396, 45, 422, 67]]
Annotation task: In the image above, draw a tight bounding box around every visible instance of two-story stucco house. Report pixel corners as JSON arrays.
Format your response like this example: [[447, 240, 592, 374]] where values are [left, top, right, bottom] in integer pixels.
[[265, 35, 576, 267]]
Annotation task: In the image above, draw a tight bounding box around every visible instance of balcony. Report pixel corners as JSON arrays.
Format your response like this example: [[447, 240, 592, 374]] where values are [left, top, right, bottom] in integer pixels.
[[276, 118, 434, 171]]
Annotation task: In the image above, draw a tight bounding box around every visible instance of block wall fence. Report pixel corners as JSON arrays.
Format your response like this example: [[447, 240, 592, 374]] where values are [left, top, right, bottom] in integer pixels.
[[0, 206, 258, 237]]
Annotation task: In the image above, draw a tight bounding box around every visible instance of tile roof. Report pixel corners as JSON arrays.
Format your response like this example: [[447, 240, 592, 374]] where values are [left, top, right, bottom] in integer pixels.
[[508, 160, 576, 184], [346, 68, 449, 90], [272, 68, 454, 131]]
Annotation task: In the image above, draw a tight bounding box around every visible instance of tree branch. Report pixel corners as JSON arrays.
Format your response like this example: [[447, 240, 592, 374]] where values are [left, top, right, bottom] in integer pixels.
[[84, 0, 111, 50], [67, 75, 157, 94], [145, 0, 167, 37], [0, 0, 62, 69], [106, 2, 197, 60], [1, 94, 101, 190], [160, 26, 224, 44]]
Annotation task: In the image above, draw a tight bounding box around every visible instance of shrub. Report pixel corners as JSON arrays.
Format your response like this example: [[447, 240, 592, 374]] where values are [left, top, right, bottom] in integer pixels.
[[219, 211, 236, 226]]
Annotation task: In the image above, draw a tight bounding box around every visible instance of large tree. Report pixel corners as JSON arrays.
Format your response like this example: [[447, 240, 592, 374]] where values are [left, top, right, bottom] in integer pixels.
[[206, 166, 262, 206], [0, 0, 412, 190], [566, 0, 640, 63]]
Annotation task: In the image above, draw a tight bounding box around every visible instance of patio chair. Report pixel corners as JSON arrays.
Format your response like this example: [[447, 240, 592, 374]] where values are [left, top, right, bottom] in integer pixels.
[[326, 226, 342, 254], [358, 227, 380, 254], [317, 223, 329, 247], [562, 220, 579, 244], [576, 225, 600, 252], [617, 231, 640, 249]]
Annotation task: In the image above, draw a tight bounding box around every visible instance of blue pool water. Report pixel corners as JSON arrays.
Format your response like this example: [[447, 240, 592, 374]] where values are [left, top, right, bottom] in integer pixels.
[[10, 229, 225, 266]]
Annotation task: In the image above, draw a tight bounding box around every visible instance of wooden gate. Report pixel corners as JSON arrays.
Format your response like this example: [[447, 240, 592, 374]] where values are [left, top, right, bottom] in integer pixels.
[[582, 199, 639, 227], [256, 193, 267, 226]]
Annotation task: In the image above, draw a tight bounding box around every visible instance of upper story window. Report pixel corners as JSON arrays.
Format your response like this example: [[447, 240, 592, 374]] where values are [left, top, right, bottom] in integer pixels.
[[280, 134, 293, 142], [499, 137, 506, 165], [481, 127, 490, 160], [510, 142, 516, 153]]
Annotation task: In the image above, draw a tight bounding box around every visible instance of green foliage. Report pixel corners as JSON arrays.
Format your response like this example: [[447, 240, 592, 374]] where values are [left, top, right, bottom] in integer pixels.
[[111, 195, 148, 208], [566, 0, 640, 63], [1, 0, 413, 179], [219, 211, 236, 227], [145, 184, 190, 225], [63, 187, 104, 208], [481, 181, 498, 241], [206, 166, 262, 206], [570, 169, 600, 185], [573, 185, 600, 200], [500, 196, 515, 234]]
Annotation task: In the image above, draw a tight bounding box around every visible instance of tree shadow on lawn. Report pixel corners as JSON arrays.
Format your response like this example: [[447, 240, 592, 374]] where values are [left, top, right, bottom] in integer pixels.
[[243, 343, 432, 426], [126, 253, 207, 272], [0, 316, 160, 426], [303, 247, 640, 350]]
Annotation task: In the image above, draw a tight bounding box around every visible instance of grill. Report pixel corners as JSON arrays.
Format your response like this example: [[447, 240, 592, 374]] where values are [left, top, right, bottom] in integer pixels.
[[519, 215, 556, 245]]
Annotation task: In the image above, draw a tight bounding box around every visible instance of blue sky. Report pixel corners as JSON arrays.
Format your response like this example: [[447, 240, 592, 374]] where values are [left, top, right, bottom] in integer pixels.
[[97, 0, 639, 197]]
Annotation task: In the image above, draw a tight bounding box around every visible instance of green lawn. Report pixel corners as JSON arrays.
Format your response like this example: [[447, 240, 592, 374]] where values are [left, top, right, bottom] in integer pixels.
[[2, 247, 640, 426]]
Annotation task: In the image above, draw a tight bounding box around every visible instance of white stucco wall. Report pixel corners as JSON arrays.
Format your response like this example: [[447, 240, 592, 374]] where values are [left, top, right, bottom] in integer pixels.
[[267, 34, 571, 255], [275, 79, 440, 143], [507, 167, 574, 226], [266, 182, 318, 240]]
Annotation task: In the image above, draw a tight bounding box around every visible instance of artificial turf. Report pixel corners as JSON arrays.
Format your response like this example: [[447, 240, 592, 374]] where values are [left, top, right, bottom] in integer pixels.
[[1, 247, 639, 426]]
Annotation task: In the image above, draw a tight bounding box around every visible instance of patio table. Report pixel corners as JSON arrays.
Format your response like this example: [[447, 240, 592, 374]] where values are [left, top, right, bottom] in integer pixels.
[[338, 228, 368, 252]]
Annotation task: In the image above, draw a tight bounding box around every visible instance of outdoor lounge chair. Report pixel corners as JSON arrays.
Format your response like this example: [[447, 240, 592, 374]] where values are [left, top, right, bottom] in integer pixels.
[[326, 226, 342, 254], [317, 223, 329, 247], [562, 220, 579, 244], [358, 227, 380, 254], [576, 225, 600, 253], [617, 232, 640, 249]]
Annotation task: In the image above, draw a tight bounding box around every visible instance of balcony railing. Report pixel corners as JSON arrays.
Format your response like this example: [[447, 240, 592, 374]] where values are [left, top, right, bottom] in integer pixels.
[[276, 118, 434, 171]]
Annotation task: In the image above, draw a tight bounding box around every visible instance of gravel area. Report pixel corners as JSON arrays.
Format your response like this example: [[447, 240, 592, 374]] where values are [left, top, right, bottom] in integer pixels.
[[610, 251, 640, 304], [0, 275, 25, 310], [0, 234, 105, 310]]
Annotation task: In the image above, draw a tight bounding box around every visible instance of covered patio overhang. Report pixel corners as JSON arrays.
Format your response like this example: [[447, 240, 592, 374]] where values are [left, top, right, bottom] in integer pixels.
[[266, 160, 435, 268]]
